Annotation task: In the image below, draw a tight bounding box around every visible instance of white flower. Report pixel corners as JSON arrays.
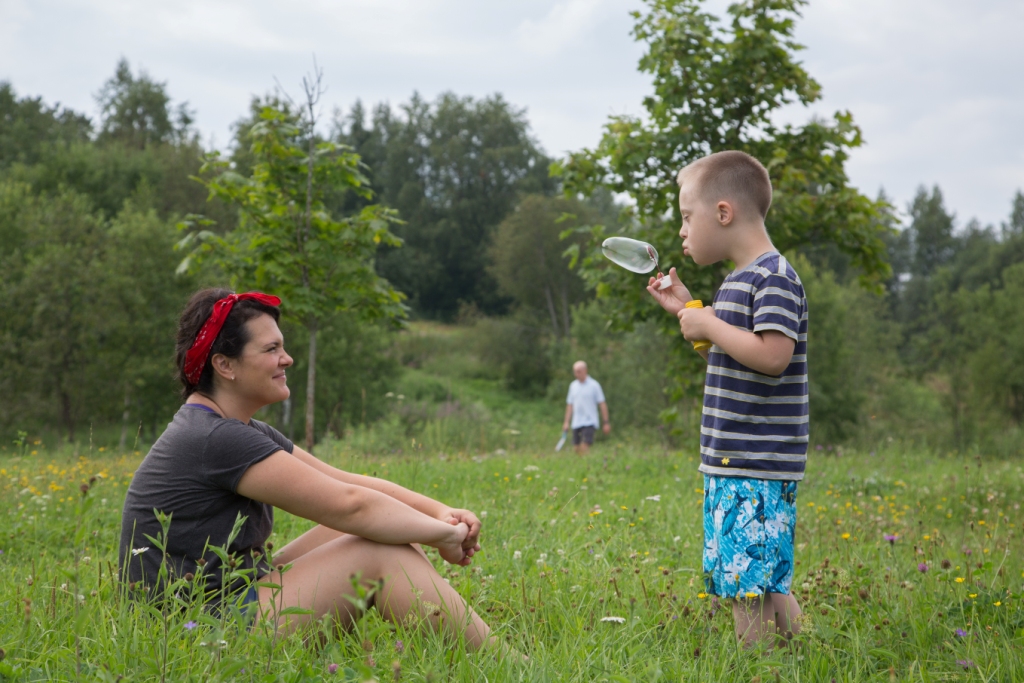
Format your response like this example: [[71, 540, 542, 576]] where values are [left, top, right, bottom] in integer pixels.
[[480, 511, 487, 518], [524, 465, 540, 472], [645, 495, 661, 502], [556, 549, 565, 556], [81, 556, 91, 564], [673, 536, 681, 543], [580, 485, 588, 490], [569, 585, 582, 593], [600, 616, 626, 624], [131, 547, 150, 556], [513, 551, 522, 560], [539, 553, 548, 561]]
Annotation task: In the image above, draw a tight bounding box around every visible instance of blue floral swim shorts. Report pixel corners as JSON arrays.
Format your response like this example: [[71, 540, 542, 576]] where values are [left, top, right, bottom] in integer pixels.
[[702, 475, 798, 598]]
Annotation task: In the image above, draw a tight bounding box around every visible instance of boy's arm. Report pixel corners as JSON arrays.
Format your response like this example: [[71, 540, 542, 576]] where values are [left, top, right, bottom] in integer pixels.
[[562, 403, 573, 431], [678, 307, 795, 375], [599, 402, 610, 433]]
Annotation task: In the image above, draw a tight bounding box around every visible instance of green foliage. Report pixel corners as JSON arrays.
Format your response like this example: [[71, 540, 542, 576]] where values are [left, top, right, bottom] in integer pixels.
[[0, 182, 194, 441], [96, 58, 194, 149], [0, 82, 91, 169], [489, 194, 593, 338], [557, 0, 892, 401], [335, 93, 557, 320]]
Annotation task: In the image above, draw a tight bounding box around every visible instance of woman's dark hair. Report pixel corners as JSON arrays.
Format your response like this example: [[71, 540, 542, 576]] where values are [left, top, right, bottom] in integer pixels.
[[175, 288, 281, 399]]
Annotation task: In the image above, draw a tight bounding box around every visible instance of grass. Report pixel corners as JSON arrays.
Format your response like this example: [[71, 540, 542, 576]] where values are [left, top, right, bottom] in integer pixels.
[[2, 439, 1023, 681], [2, 323, 1024, 681]]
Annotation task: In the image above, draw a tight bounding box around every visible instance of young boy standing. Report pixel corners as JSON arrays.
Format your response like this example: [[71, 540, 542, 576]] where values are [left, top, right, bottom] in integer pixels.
[[646, 151, 807, 646]]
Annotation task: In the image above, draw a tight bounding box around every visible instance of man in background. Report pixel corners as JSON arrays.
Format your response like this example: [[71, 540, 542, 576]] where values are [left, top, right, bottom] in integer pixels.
[[562, 360, 610, 455]]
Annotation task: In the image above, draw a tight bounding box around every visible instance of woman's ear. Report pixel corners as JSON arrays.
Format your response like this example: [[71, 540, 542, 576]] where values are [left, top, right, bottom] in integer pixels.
[[209, 353, 236, 382], [717, 200, 735, 226]]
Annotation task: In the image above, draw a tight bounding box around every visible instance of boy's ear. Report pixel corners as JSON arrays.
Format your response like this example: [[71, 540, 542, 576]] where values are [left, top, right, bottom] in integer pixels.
[[716, 200, 735, 226]]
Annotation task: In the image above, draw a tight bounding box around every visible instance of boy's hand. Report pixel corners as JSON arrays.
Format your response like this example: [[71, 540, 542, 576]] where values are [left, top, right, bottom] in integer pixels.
[[646, 267, 692, 316], [678, 304, 718, 342], [438, 507, 482, 556]]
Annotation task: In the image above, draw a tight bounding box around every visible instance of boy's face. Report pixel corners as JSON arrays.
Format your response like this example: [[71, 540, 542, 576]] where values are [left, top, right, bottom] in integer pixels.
[[677, 170, 730, 266]]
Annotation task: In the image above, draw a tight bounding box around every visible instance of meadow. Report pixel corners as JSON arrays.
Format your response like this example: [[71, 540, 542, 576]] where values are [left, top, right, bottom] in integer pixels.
[[2, 432, 1023, 681]]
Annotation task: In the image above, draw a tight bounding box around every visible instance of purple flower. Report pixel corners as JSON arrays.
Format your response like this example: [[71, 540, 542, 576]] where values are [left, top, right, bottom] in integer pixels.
[[328, 663, 339, 674], [884, 534, 898, 544], [955, 628, 968, 638], [956, 659, 974, 670], [815, 445, 823, 451], [395, 639, 404, 654], [917, 563, 929, 573], [184, 620, 197, 630]]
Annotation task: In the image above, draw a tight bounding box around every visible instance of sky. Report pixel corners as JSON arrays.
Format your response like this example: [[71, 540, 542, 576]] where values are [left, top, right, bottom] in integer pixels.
[[2, 0, 1023, 228]]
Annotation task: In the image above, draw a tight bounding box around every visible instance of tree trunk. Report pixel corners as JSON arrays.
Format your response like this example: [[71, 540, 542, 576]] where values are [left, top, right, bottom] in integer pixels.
[[305, 317, 318, 451], [281, 396, 293, 441], [544, 284, 560, 339], [118, 385, 131, 450], [61, 389, 75, 442]]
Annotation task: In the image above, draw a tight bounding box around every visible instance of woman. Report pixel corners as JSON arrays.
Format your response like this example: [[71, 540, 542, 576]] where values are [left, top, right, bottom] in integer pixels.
[[119, 288, 492, 648]]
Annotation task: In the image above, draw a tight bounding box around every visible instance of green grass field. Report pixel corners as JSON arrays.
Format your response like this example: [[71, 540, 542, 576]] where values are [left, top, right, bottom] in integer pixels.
[[2, 436, 1023, 681]]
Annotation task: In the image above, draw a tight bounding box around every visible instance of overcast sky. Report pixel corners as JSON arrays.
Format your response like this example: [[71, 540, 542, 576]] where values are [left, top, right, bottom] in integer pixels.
[[2, 0, 1023, 228]]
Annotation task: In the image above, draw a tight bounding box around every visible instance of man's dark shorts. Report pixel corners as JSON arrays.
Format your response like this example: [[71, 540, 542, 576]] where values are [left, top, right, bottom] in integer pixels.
[[572, 426, 596, 446]]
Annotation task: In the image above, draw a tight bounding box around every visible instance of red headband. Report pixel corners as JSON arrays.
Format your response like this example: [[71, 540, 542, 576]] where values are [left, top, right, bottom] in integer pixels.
[[183, 292, 282, 385]]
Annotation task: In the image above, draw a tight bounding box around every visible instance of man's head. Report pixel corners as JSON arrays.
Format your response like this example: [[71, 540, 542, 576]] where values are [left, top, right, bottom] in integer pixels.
[[676, 151, 772, 265], [572, 360, 588, 382]]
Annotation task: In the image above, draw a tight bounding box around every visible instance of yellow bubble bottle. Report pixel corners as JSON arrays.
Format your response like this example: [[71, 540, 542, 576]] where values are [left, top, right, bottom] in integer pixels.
[[684, 300, 713, 352]]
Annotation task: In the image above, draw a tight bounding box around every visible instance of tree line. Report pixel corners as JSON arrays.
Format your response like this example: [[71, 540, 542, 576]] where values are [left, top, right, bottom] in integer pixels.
[[2, 0, 1022, 455]]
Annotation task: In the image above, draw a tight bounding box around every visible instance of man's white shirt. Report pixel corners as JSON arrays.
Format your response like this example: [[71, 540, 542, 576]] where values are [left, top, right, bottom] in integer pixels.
[[566, 377, 606, 429]]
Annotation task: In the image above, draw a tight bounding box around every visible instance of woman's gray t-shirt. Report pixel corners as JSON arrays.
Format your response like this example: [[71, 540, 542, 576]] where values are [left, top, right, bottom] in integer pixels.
[[118, 404, 292, 599]]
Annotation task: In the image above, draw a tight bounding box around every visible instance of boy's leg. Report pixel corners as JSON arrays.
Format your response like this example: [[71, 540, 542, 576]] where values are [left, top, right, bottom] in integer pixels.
[[731, 596, 776, 646], [771, 592, 802, 636]]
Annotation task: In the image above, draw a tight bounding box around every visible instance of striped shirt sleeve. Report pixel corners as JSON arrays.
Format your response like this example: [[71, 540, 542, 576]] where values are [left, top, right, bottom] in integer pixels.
[[751, 272, 804, 342]]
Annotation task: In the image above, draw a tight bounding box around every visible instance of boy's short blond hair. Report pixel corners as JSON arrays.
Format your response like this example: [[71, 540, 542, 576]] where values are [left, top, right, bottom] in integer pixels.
[[677, 151, 772, 220]]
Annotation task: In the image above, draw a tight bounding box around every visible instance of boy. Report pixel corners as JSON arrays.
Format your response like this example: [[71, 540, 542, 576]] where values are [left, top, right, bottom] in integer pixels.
[[646, 150, 807, 646]]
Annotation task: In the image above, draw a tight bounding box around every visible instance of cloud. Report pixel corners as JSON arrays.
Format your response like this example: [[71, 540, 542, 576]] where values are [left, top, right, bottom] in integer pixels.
[[517, 0, 608, 56]]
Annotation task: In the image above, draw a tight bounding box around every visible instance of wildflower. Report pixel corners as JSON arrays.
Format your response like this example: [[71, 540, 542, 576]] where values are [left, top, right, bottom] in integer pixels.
[[328, 663, 339, 674], [841, 533, 850, 540], [917, 563, 928, 573], [955, 628, 968, 638], [600, 616, 626, 623], [968, 593, 977, 599], [395, 639, 404, 653], [524, 465, 539, 472], [745, 592, 759, 599], [646, 495, 661, 502], [956, 659, 974, 670], [697, 593, 708, 599], [955, 577, 965, 583], [941, 559, 952, 569], [513, 551, 521, 560], [883, 534, 898, 544], [184, 621, 197, 630], [131, 547, 150, 556], [994, 601, 1002, 607]]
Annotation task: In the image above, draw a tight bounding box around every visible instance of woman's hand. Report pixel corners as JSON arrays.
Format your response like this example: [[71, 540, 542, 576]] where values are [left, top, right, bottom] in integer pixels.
[[439, 508, 482, 558], [435, 522, 472, 566]]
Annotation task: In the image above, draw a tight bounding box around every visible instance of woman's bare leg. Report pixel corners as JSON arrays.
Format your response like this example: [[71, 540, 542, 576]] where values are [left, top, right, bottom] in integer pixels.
[[732, 593, 801, 647], [771, 592, 801, 636], [257, 534, 492, 650], [270, 524, 345, 567]]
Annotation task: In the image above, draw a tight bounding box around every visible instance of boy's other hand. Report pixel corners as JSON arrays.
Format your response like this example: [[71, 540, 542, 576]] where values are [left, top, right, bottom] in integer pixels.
[[678, 304, 718, 341], [646, 267, 692, 315]]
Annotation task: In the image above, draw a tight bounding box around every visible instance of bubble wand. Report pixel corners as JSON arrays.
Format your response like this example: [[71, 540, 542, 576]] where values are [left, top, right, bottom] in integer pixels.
[[601, 237, 712, 352]]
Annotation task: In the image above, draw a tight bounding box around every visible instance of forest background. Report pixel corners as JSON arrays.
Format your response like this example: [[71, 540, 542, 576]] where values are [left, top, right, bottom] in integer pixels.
[[2, 0, 1023, 460]]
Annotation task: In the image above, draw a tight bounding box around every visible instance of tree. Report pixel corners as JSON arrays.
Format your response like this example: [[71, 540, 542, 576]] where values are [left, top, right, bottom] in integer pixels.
[[180, 74, 405, 450], [1003, 190, 1024, 239], [488, 195, 593, 338], [334, 93, 557, 319], [0, 82, 91, 170], [96, 58, 194, 149], [557, 0, 891, 398]]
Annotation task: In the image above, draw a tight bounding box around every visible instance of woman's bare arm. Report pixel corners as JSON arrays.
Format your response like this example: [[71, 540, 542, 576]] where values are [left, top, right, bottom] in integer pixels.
[[236, 451, 472, 565]]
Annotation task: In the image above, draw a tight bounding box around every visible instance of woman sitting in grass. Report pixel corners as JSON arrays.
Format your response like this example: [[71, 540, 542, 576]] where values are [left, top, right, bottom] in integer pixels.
[[118, 288, 492, 649]]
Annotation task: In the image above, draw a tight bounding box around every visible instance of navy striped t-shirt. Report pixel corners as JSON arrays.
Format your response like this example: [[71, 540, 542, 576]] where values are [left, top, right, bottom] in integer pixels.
[[699, 252, 808, 481]]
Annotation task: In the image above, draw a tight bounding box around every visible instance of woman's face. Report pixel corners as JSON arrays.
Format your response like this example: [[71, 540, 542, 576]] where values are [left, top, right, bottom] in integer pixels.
[[230, 314, 293, 405]]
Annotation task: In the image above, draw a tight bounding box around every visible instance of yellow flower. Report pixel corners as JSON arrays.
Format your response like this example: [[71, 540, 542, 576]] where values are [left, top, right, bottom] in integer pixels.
[[620, 506, 628, 510], [969, 593, 977, 599], [841, 533, 850, 540], [955, 577, 965, 583], [923, 535, 931, 541], [721, 458, 730, 465], [697, 593, 707, 599], [745, 592, 758, 599], [994, 601, 1002, 607]]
